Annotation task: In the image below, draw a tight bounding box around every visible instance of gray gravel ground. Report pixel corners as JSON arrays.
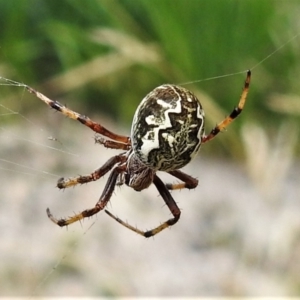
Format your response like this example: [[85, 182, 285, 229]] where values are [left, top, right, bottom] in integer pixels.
[[0, 119, 299, 297]]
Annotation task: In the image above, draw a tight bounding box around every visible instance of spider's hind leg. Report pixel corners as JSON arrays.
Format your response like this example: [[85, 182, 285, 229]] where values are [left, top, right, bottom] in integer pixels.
[[105, 175, 181, 238]]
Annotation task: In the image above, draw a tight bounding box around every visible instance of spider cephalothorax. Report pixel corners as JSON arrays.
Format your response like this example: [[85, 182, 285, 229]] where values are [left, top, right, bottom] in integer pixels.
[[25, 70, 251, 237]]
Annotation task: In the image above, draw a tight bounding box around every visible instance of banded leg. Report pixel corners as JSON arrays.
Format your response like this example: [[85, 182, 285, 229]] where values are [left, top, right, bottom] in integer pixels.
[[166, 169, 198, 190], [47, 165, 125, 226], [57, 154, 126, 189], [202, 70, 251, 144], [105, 175, 180, 238], [25, 85, 130, 144]]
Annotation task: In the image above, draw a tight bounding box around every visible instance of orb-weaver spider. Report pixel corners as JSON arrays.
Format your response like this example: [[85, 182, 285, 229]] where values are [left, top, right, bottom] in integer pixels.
[[24, 70, 251, 238]]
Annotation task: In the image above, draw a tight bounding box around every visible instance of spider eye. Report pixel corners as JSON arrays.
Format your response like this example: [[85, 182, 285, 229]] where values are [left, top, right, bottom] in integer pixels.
[[131, 84, 205, 172]]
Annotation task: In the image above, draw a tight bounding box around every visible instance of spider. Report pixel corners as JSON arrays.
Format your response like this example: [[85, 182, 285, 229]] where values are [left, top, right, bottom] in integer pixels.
[[25, 70, 251, 238]]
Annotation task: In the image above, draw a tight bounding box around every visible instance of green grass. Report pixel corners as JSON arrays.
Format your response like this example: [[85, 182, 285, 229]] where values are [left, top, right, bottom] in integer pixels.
[[0, 0, 299, 156]]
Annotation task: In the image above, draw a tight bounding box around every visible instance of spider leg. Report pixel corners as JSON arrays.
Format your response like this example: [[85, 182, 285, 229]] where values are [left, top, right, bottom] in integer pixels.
[[105, 175, 181, 238], [47, 165, 125, 226], [25, 85, 130, 145], [202, 70, 251, 144], [94, 135, 131, 151], [57, 154, 126, 189], [165, 169, 198, 190]]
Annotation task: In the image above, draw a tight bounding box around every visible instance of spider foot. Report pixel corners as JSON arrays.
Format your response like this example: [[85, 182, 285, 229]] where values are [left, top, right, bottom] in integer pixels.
[[105, 210, 146, 236], [57, 175, 95, 189], [57, 177, 77, 189], [46, 208, 69, 226], [47, 205, 103, 227], [105, 210, 177, 238], [47, 208, 85, 226]]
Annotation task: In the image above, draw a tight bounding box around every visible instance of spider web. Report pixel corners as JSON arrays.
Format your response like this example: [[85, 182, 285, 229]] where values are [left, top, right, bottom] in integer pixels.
[[0, 79, 110, 296], [0, 31, 299, 297]]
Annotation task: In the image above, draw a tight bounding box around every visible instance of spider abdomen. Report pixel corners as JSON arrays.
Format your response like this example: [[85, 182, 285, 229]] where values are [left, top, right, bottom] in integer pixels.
[[131, 84, 205, 171]]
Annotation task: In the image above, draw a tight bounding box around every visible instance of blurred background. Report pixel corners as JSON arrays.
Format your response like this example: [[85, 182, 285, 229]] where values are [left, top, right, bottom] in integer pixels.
[[0, 0, 300, 297]]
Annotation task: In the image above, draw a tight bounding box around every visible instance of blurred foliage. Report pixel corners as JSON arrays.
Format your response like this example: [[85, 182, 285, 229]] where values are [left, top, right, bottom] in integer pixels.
[[0, 0, 299, 156]]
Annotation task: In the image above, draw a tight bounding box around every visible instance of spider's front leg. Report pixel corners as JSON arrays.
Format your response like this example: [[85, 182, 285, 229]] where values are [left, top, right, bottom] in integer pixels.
[[166, 169, 198, 190], [25, 85, 131, 145], [47, 165, 126, 226], [57, 154, 126, 189], [202, 70, 251, 143], [105, 175, 181, 238]]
